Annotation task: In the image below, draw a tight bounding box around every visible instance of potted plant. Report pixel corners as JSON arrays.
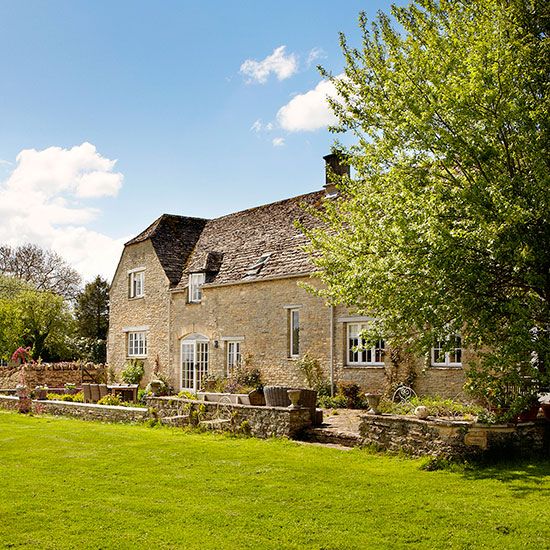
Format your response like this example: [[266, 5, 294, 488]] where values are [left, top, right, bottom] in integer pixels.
[[34, 385, 48, 400]]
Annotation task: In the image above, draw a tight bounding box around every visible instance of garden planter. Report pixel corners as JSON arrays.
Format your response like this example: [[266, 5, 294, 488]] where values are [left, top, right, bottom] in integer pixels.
[[287, 389, 301, 409], [541, 403, 550, 421], [365, 393, 381, 414], [415, 406, 429, 419], [517, 403, 540, 423], [16, 385, 31, 414], [35, 387, 48, 400]]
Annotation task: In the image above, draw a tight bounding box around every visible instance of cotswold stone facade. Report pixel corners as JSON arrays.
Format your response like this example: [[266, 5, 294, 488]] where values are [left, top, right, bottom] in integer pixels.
[[107, 156, 467, 398]]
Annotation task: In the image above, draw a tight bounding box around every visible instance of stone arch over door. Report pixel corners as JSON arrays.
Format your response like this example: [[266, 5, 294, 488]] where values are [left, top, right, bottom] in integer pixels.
[[180, 333, 209, 392]]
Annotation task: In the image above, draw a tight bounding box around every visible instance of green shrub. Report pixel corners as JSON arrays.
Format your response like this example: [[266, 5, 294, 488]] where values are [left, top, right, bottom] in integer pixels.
[[46, 391, 84, 402], [97, 394, 122, 406], [338, 382, 366, 409], [317, 394, 348, 409], [377, 396, 483, 418], [296, 353, 326, 390], [121, 359, 145, 385]]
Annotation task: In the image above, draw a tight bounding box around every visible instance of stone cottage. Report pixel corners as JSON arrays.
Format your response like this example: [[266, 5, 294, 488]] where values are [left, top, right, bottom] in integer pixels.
[[107, 155, 466, 398]]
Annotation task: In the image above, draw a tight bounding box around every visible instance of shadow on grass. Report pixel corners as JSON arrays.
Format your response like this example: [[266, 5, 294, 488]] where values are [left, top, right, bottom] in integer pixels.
[[462, 458, 550, 497]]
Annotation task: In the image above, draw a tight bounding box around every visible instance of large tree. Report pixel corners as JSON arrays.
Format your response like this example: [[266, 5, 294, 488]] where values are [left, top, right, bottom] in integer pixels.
[[0, 274, 76, 361], [304, 0, 549, 403], [0, 243, 81, 300], [74, 276, 109, 363]]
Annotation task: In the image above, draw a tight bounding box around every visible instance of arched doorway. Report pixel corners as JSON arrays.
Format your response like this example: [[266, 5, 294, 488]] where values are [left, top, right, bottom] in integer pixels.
[[180, 333, 209, 392]]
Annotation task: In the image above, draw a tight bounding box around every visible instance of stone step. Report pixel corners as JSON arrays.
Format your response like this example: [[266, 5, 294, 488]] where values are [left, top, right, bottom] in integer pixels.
[[161, 414, 190, 427], [303, 427, 364, 448]]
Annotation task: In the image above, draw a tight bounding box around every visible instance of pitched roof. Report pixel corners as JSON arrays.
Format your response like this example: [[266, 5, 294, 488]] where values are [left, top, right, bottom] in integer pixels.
[[125, 214, 208, 285], [175, 190, 325, 289]]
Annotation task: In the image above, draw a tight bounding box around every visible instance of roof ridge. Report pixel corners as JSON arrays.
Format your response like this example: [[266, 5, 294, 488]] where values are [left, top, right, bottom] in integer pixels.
[[209, 189, 323, 223]]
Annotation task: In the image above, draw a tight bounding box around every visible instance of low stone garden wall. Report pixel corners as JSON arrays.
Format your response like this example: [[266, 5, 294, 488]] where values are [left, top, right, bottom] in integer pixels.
[[147, 396, 312, 439], [0, 394, 312, 438], [0, 362, 106, 389], [0, 395, 147, 423], [359, 413, 549, 459]]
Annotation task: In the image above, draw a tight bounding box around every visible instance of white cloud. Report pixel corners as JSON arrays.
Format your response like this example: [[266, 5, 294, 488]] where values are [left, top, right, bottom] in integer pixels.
[[272, 137, 285, 147], [240, 45, 298, 84], [0, 142, 125, 282], [276, 77, 341, 132], [306, 47, 326, 67]]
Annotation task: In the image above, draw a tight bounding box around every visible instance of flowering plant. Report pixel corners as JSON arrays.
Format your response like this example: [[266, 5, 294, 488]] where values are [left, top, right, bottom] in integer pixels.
[[11, 346, 32, 364]]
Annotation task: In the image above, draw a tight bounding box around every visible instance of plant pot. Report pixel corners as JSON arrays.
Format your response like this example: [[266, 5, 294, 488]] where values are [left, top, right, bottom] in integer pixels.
[[35, 389, 47, 400], [541, 403, 550, 421], [365, 393, 381, 414], [415, 406, 430, 419], [287, 389, 301, 409], [517, 403, 540, 423]]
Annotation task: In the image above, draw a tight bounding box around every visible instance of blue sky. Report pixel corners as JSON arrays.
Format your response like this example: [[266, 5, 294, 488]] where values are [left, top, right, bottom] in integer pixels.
[[0, 0, 394, 281]]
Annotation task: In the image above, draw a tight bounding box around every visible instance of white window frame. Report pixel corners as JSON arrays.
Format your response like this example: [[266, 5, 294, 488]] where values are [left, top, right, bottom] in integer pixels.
[[180, 336, 209, 392], [289, 308, 300, 358], [188, 273, 205, 303], [346, 323, 385, 366], [128, 269, 145, 298], [431, 335, 462, 367], [127, 331, 147, 357], [226, 341, 242, 373]]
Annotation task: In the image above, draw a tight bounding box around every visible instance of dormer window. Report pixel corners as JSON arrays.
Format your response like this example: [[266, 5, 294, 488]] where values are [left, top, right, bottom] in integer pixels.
[[128, 269, 145, 298], [188, 273, 205, 303], [245, 253, 271, 277]]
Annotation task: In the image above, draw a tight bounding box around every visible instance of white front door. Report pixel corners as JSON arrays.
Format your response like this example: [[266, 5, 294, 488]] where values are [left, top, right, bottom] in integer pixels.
[[180, 339, 209, 392]]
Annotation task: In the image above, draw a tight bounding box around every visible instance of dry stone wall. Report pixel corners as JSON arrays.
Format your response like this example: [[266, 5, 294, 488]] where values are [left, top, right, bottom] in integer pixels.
[[359, 414, 548, 459], [0, 363, 106, 389], [0, 395, 147, 422], [147, 396, 311, 439]]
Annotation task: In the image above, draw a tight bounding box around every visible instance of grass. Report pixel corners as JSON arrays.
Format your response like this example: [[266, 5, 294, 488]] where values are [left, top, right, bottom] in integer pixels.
[[0, 411, 549, 549]]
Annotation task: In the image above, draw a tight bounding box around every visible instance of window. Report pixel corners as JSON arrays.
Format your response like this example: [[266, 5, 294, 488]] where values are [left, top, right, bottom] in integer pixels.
[[226, 341, 241, 373], [128, 331, 147, 357], [347, 323, 385, 366], [188, 273, 205, 303], [129, 270, 144, 298], [431, 335, 462, 367], [289, 309, 300, 357]]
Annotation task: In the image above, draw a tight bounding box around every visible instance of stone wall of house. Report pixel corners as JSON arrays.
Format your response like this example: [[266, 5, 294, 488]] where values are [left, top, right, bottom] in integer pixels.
[[147, 396, 311, 439], [359, 414, 548, 459], [0, 363, 106, 389], [106, 242, 466, 398], [107, 240, 171, 384], [169, 276, 332, 390], [0, 395, 148, 422]]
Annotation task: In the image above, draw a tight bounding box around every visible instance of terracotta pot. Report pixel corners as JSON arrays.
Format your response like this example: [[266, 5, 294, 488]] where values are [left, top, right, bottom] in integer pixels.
[[541, 403, 550, 421], [517, 403, 540, 423]]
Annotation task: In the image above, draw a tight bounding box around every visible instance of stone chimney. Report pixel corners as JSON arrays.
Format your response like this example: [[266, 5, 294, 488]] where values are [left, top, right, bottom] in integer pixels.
[[323, 153, 350, 196]]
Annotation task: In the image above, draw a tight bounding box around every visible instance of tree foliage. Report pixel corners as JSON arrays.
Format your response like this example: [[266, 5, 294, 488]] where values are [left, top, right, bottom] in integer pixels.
[[0, 243, 81, 300], [0, 274, 75, 361], [74, 276, 109, 362], [304, 1, 549, 393]]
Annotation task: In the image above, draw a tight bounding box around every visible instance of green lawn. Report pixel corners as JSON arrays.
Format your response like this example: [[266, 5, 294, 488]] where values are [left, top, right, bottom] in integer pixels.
[[0, 412, 549, 549]]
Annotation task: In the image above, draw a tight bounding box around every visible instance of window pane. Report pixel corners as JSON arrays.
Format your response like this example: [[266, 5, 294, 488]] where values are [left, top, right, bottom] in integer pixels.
[[290, 310, 300, 356]]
